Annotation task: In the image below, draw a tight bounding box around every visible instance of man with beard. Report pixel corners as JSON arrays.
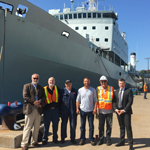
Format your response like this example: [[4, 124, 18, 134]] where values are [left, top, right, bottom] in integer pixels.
[[76, 77, 97, 146], [21, 74, 45, 150], [42, 77, 61, 145]]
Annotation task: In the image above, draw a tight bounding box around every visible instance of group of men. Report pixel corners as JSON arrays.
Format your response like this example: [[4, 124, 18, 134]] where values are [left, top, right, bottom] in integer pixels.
[[21, 73, 134, 150]]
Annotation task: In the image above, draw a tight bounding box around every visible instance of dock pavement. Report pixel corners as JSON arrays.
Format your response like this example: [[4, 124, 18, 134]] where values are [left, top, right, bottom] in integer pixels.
[[0, 92, 150, 150]]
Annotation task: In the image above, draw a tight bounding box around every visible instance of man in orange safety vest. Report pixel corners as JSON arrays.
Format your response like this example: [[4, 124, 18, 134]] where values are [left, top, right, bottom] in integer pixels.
[[143, 82, 148, 99], [97, 75, 115, 146], [42, 77, 61, 145]]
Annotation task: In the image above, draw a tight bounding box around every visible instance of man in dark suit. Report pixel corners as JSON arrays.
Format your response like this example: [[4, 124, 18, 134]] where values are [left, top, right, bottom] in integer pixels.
[[60, 80, 77, 144], [21, 74, 45, 150], [113, 78, 134, 150]]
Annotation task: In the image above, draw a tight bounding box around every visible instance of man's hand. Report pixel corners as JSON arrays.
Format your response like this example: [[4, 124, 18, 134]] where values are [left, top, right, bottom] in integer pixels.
[[116, 109, 121, 115], [116, 109, 125, 115], [34, 100, 41, 107], [119, 110, 125, 115], [93, 109, 97, 114], [76, 109, 80, 115]]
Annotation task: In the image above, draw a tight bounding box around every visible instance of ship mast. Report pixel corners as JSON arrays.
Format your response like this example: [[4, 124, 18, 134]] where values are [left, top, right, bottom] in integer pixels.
[[88, 0, 104, 11]]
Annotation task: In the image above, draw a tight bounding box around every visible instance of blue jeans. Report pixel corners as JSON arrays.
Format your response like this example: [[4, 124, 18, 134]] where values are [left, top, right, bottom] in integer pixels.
[[144, 92, 147, 99], [80, 109, 94, 141], [42, 107, 59, 142], [61, 110, 77, 140]]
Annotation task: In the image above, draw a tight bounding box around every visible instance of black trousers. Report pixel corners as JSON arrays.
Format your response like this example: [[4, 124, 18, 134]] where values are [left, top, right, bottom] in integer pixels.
[[117, 113, 133, 145], [99, 113, 113, 141]]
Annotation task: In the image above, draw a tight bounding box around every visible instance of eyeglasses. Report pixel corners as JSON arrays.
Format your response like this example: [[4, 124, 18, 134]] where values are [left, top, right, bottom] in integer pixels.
[[101, 80, 107, 83], [33, 78, 39, 80]]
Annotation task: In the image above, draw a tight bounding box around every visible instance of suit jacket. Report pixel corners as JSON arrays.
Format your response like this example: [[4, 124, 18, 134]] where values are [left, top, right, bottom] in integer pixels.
[[113, 88, 133, 114], [23, 83, 45, 115]]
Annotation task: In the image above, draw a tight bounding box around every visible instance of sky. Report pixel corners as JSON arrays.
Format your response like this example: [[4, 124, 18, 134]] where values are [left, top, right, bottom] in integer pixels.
[[12, 0, 150, 71]]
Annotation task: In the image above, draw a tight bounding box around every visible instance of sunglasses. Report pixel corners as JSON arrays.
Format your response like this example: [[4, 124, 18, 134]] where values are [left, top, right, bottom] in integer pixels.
[[101, 80, 107, 83], [33, 78, 39, 80]]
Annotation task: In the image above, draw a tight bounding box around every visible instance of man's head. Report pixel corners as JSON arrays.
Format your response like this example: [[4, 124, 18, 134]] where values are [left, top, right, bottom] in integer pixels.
[[48, 77, 55, 87], [145, 82, 147, 85], [99, 75, 108, 89], [65, 80, 72, 90], [118, 78, 126, 89], [31, 74, 39, 85], [83, 77, 90, 87]]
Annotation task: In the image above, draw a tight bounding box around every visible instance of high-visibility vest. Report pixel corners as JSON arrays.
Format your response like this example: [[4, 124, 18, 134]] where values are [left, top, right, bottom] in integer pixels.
[[97, 85, 113, 110], [44, 85, 58, 104], [144, 85, 147, 92]]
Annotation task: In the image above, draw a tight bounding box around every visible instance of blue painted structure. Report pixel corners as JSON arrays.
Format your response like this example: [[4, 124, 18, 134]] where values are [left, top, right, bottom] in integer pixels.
[[0, 102, 23, 117]]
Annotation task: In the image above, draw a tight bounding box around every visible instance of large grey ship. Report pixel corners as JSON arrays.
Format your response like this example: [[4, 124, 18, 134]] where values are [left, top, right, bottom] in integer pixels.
[[0, 0, 139, 103]]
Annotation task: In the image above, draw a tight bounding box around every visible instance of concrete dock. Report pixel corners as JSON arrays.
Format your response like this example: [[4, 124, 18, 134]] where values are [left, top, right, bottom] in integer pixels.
[[0, 92, 150, 150]]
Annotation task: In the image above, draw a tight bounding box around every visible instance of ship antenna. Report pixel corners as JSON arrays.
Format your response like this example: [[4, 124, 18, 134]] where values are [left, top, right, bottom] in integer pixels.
[[88, 0, 104, 11], [70, 0, 74, 11]]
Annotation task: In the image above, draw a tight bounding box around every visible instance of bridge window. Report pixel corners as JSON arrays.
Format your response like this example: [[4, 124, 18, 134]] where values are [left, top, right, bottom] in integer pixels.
[[93, 13, 96, 18], [78, 13, 82, 18], [92, 26, 96, 30], [69, 14, 72, 19], [103, 13, 117, 19], [97, 13, 101, 18], [105, 38, 108, 42], [88, 13, 91, 18], [96, 38, 99, 42], [60, 15, 63, 20], [64, 14, 68, 19], [105, 26, 109, 30], [74, 13, 77, 19], [75, 27, 79, 30], [83, 13, 86, 18], [83, 26, 87, 30]]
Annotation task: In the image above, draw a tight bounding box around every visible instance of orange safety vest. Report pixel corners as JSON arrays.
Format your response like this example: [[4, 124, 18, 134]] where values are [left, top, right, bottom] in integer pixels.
[[97, 85, 113, 110], [144, 85, 147, 92], [44, 85, 58, 104]]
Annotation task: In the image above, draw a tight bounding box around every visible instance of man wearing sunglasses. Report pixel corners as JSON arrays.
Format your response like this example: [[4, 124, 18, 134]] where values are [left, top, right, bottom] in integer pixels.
[[21, 74, 45, 150], [97, 75, 114, 146]]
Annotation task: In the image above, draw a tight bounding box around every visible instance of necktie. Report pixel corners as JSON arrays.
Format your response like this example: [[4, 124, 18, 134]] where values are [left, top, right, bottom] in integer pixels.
[[118, 90, 122, 108], [34, 86, 38, 100]]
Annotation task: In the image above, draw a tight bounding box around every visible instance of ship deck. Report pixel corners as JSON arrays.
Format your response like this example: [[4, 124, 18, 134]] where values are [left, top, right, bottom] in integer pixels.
[[0, 92, 150, 150]]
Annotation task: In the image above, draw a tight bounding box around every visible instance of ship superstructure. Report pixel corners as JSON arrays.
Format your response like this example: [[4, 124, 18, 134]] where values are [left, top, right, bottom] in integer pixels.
[[49, 0, 128, 72]]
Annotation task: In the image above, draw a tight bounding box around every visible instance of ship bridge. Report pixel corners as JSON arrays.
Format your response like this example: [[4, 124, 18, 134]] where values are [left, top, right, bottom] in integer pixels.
[[49, 1, 128, 72]]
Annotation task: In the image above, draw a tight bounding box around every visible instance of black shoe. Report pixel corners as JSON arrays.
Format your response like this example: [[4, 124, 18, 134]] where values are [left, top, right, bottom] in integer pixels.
[[79, 140, 85, 145], [97, 140, 103, 145], [53, 140, 59, 144], [129, 145, 134, 150], [60, 139, 65, 144], [71, 139, 76, 144], [42, 141, 47, 145], [32, 143, 41, 147], [90, 140, 96, 146], [106, 140, 111, 146], [115, 141, 125, 147]]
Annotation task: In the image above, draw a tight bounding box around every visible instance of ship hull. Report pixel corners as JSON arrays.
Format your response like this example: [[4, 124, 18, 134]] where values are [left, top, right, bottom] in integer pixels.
[[0, 0, 138, 103]]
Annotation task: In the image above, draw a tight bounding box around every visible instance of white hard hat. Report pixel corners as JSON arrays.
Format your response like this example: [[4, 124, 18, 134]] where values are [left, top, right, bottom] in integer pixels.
[[99, 75, 108, 81], [14, 123, 21, 130]]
